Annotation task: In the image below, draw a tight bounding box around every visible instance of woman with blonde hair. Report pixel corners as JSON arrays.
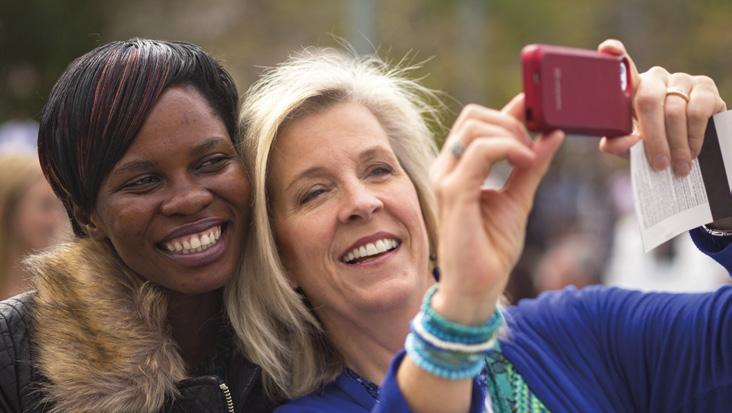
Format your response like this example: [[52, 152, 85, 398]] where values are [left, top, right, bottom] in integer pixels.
[[0, 153, 66, 299], [235, 39, 732, 412]]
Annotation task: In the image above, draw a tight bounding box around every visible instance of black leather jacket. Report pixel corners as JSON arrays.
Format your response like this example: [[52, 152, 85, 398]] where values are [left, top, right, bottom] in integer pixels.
[[0, 294, 277, 413]]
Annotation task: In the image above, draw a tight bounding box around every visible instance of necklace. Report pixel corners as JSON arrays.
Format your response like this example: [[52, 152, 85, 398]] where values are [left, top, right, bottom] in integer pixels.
[[344, 368, 380, 400]]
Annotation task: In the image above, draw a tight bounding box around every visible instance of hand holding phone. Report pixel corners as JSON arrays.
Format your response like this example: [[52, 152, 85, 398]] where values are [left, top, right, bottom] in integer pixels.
[[521, 44, 633, 137]]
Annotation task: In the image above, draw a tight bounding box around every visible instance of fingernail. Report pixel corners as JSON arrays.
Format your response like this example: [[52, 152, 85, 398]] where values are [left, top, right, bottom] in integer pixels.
[[652, 154, 670, 170], [673, 160, 692, 176]]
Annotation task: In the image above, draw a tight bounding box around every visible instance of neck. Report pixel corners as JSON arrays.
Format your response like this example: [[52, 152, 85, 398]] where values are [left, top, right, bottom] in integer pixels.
[[167, 289, 223, 369], [323, 281, 432, 385]]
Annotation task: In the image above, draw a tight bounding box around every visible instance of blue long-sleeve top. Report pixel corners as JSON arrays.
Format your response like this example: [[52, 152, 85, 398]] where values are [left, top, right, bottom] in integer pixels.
[[277, 228, 732, 412]]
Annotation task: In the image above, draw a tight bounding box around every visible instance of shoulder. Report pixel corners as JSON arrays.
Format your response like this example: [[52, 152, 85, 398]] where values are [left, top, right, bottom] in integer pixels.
[[0, 291, 34, 330], [0, 292, 37, 411], [0, 292, 35, 357]]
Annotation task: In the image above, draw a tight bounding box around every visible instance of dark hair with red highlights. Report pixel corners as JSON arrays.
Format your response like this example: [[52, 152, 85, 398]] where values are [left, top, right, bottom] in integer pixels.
[[37, 38, 239, 237]]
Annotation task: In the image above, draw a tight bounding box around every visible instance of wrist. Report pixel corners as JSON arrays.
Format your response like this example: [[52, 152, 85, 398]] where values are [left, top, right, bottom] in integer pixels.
[[431, 292, 497, 326], [702, 224, 732, 237], [705, 217, 732, 233]]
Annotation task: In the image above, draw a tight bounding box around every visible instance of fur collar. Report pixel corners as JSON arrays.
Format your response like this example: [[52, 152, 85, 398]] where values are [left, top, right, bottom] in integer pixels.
[[27, 238, 188, 413]]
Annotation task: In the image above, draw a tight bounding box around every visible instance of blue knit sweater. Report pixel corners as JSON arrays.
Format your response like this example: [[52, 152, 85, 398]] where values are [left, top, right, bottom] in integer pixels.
[[276, 228, 732, 412]]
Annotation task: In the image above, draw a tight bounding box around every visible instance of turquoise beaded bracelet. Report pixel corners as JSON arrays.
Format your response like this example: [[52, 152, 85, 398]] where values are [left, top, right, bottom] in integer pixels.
[[404, 283, 505, 381], [420, 283, 504, 344]]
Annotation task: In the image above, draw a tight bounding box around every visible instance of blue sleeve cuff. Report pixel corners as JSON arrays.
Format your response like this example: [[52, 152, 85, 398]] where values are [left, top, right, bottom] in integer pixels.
[[375, 350, 487, 413], [690, 227, 732, 274]]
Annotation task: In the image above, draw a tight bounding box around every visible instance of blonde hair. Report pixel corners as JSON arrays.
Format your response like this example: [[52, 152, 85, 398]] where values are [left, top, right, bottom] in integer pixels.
[[0, 154, 44, 286], [226, 48, 443, 400]]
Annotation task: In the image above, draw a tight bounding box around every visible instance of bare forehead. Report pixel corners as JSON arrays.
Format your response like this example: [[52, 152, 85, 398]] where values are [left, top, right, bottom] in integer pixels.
[[271, 102, 392, 177]]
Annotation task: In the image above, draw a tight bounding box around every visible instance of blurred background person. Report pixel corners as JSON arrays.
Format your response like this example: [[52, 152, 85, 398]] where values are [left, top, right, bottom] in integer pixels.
[[0, 154, 67, 299]]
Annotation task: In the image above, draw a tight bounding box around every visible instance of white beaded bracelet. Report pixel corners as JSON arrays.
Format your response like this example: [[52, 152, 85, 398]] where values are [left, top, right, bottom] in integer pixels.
[[412, 312, 498, 353]]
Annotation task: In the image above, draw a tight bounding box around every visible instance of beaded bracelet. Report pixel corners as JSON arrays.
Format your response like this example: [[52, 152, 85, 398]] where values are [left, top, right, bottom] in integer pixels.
[[406, 333, 486, 380], [405, 283, 504, 380], [420, 284, 504, 344]]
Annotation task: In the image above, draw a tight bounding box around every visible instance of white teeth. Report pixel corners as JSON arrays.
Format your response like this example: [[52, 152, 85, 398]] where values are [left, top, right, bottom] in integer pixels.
[[366, 243, 378, 256], [190, 236, 201, 249], [163, 225, 223, 256], [343, 238, 400, 264]]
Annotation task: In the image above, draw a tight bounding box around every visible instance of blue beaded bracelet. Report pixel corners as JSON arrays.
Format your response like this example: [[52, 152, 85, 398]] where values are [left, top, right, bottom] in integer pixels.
[[405, 333, 486, 380], [403, 283, 505, 381], [420, 284, 504, 344]]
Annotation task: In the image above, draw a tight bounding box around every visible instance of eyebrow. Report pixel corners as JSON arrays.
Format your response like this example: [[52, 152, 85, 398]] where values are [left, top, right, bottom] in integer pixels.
[[191, 137, 226, 157], [110, 137, 229, 178], [283, 145, 392, 193]]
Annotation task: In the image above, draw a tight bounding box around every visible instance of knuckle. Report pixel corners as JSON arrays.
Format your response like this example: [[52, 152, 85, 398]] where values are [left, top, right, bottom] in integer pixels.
[[461, 103, 483, 118], [635, 91, 662, 112], [435, 177, 458, 199], [669, 72, 692, 82], [685, 104, 708, 122], [462, 118, 481, 134], [665, 102, 686, 122], [693, 75, 714, 86], [671, 145, 691, 162], [649, 65, 669, 76]]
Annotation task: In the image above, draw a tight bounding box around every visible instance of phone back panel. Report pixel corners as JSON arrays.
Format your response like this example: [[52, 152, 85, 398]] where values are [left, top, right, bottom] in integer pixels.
[[522, 44, 632, 137]]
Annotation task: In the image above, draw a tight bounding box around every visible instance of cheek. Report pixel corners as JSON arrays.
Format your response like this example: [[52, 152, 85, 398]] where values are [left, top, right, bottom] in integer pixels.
[[99, 201, 152, 243], [275, 214, 333, 287], [217, 167, 251, 218], [394, 182, 426, 234]]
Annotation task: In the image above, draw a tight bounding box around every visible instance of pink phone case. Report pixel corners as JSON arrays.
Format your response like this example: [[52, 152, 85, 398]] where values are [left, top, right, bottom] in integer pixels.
[[521, 44, 633, 137]]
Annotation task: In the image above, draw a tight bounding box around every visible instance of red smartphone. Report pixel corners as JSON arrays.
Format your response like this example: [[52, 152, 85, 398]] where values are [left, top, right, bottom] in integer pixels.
[[521, 44, 633, 137]]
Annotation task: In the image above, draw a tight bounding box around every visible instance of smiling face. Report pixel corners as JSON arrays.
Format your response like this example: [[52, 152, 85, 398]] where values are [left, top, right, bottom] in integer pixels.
[[269, 101, 432, 322], [84, 85, 249, 295]]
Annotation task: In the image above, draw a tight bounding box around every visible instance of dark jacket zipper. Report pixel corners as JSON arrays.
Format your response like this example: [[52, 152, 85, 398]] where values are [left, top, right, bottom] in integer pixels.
[[219, 382, 235, 413]]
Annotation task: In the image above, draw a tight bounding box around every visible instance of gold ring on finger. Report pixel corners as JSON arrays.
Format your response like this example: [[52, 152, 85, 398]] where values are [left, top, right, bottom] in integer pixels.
[[665, 86, 690, 103]]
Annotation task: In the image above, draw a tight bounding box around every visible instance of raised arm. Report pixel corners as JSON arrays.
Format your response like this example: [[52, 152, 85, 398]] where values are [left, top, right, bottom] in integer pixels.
[[395, 96, 564, 413]]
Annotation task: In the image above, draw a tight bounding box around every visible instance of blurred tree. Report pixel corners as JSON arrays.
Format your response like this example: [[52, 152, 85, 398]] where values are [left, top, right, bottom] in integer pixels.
[[0, 0, 106, 119]]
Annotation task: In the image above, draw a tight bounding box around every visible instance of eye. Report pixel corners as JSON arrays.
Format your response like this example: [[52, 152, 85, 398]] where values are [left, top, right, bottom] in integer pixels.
[[197, 155, 232, 172], [122, 175, 160, 192], [300, 187, 327, 205], [368, 163, 393, 178]]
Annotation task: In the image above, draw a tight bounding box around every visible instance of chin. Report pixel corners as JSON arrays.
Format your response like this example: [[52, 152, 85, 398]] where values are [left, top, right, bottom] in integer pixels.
[[168, 274, 232, 296], [359, 281, 419, 313]]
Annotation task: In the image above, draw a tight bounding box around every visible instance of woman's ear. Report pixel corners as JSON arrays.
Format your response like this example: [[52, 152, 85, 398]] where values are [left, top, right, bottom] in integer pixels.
[[72, 205, 107, 240]]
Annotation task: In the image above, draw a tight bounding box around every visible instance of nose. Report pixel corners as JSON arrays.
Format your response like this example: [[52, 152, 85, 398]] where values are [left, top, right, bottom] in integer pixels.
[[160, 182, 214, 217], [338, 181, 383, 223]]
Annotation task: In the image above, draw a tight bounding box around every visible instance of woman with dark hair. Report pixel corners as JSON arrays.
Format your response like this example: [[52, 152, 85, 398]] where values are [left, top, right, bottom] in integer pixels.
[[0, 39, 275, 413]]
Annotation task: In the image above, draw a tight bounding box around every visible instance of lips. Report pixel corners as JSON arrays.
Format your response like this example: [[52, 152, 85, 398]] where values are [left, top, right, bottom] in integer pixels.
[[341, 234, 401, 264]]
